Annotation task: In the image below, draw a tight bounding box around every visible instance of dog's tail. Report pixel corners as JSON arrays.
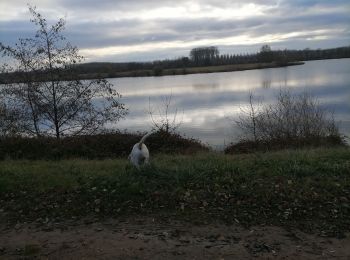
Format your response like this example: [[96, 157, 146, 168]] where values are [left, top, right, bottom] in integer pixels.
[[138, 132, 153, 149]]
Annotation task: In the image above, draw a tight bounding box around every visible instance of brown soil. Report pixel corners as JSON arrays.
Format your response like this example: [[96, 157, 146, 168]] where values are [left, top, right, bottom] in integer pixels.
[[0, 217, 349, 259]]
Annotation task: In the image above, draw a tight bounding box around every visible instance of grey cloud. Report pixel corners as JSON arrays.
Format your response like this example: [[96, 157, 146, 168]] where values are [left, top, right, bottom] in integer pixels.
[[59, 0, 278, 12], [59, 0, 187, 12], [280, 0, 350, 8], [1, 0, 350, 62], [65, 9, 349, 50], [0, 21, 37, 45]]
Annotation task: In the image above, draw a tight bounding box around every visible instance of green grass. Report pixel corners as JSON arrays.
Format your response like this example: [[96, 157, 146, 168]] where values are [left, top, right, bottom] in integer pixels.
[[0, 147, 349, 236]]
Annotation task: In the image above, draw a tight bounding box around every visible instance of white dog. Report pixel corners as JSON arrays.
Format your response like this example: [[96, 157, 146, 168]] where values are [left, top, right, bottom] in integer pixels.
[[128, 132, 152, 169]]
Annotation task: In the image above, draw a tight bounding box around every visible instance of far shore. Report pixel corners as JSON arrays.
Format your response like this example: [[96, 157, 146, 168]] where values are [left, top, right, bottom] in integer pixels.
[[78, 61, 305, 80], [0, 61, 305, 84]]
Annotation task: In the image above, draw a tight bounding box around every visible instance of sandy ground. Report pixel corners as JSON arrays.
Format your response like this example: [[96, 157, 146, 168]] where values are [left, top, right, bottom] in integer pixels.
[[0, 217, 349, 259]]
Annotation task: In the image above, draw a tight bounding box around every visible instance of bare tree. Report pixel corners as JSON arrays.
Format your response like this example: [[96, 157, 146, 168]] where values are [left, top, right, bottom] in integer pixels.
[[0, 38, 43, 136], [148, 94, 183, 134], [235, 90, 340, 143], [0, 92, 26, 137], [235, 92, 260, 142], [0, 6, 127, 138]]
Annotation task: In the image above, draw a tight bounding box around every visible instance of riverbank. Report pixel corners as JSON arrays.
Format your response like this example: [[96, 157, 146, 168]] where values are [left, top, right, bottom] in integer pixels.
[[1, 147, 349, 258], [1, 147, 349, 236], [77, 61, 305, 79]]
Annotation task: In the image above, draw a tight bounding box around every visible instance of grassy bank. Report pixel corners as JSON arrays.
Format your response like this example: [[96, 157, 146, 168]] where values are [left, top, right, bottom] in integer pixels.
[[75, 61, 304, 79], [0, 147, 349, 237]]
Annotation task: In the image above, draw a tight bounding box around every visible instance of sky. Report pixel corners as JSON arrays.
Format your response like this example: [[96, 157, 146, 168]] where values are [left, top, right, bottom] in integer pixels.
[[1, 0, 350, 63]]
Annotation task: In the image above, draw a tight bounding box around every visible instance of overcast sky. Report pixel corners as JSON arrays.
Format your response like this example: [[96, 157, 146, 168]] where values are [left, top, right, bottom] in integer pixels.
[[1, 0, 350, 62]]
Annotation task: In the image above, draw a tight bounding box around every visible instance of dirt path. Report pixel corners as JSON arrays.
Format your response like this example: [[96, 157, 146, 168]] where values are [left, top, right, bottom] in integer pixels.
[[0, 217, 349, 259]]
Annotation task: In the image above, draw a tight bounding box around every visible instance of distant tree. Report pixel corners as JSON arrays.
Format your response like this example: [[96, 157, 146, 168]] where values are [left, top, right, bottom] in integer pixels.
[[274, 49, 289, 65], [190, 46, 219, 66], [261, 44, 271, 52], [0, 6, 127, 139], [181, 57, 190, 67], [258, 44, 274, 63]]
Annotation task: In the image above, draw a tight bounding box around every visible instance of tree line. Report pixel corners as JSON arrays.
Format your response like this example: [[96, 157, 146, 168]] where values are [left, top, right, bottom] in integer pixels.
[[68, 45, 350, 75]]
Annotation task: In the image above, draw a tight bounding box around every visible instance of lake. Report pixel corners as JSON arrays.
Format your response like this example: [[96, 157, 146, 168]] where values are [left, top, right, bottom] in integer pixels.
[[112, 59, 350, 149]]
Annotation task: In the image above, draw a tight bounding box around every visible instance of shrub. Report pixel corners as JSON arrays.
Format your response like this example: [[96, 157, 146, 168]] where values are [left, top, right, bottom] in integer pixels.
[[226, 91, 346, 153], [0, 131, 208, 160]]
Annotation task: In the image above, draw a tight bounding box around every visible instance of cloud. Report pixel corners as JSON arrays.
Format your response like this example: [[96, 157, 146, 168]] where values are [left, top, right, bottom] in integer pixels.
[[0, 0, 349, 61]]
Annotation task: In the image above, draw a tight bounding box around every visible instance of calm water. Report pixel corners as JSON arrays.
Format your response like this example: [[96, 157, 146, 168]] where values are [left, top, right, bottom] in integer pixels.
[[112, 59, 350, 149]]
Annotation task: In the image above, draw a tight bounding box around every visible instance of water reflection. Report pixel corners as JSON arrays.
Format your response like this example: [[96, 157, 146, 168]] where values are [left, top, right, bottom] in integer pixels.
[[112, 59, 350, 149], [262, 80, 271, 89], [192, 83, 219, 90]]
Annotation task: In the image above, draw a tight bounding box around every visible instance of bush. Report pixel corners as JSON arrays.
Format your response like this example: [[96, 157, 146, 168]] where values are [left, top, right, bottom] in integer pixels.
[[226, 91, 347, 153], [153, 67, 163, 76], [0, 131, 208, 160]]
